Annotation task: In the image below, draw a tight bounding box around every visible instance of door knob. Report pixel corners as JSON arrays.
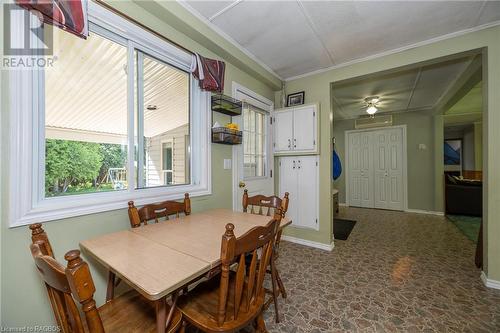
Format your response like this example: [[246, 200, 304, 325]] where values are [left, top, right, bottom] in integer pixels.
[[239, 181, 246, 188]]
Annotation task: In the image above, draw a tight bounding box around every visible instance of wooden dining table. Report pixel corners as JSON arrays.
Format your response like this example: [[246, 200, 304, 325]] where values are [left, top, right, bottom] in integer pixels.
[[80, 208, 291, 333]]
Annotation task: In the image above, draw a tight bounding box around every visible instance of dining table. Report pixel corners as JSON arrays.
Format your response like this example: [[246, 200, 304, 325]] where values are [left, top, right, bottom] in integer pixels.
[[80, 208, 291, 333]]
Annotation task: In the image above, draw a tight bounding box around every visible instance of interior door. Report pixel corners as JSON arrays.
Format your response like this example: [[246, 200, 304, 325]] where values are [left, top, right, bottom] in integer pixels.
[[348, 132, 373, 208], [296, 156, 318, 229], [385, 128, 404, 210], [293, 105, 316, 151], [274, 110, 293, 152], [373, 130, 389, 209], [233, 102, 274, 211]]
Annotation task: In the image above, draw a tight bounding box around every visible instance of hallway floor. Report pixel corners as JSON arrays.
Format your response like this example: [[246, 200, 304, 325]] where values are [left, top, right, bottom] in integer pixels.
[[263, 207, 500, 332]]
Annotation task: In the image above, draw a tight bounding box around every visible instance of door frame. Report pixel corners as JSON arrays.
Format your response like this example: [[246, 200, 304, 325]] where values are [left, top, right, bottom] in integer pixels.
[[231, 82, 274, 211], [344, 125, 408, 211]]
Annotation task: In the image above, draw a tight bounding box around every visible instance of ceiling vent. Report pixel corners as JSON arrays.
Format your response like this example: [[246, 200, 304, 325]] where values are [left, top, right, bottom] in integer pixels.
[[355, 115, 393, 129]]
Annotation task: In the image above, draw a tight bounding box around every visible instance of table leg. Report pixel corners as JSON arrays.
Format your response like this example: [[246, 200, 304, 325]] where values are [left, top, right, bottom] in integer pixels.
[[155, 297, 167, 333], [106, 271, 115, 303]]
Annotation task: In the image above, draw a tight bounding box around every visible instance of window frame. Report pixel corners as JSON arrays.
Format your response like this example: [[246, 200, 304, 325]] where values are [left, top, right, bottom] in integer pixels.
[[8, 2, 211, 227]]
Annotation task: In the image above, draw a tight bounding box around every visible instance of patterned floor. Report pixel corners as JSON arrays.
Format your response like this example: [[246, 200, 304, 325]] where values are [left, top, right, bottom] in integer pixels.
[[260, 207, 500, 332], [185, 207, 500, 332]]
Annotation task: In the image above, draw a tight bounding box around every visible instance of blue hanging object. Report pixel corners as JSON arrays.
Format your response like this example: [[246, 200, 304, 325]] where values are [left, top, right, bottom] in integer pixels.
[[333, 150, 342, 180]]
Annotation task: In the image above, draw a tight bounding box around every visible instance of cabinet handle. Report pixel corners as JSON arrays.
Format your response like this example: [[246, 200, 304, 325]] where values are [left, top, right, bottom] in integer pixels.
[[298, 160, 301, 169], [288, 139, 291, 149], [294, 138, 296, 148], [293, 160, 296, 169]]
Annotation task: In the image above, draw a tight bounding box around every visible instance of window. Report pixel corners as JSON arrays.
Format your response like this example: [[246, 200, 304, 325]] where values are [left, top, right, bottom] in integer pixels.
[[162, 142, 173, 185], [137, 53, 190, 188], [243, 103, 267, 178], [45, 29, 128, 197], [9, 2, 211, 227]]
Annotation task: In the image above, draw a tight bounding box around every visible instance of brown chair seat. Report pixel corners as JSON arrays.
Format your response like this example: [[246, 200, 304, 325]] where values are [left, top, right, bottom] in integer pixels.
[[177, 272, 264, 332], [99, 290, 182, 333]]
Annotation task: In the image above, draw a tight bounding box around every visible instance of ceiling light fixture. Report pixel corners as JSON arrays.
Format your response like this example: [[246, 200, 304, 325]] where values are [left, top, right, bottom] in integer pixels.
[[366, 105, 378, 115], [364, 96, 380, 116]]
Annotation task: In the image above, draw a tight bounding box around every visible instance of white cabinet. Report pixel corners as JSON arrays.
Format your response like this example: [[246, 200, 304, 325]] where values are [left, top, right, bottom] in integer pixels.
[[273, 104, 318, 155], [278, 155, 319, 230], [274, 110, 294, 152]]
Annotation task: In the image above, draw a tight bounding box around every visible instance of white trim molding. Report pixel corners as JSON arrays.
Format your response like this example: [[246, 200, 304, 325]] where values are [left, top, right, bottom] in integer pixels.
[[8, 2, 212, 227], [281, 235, 334, 252], [480, 271, 500, 290], [404, 209, 444, 216]]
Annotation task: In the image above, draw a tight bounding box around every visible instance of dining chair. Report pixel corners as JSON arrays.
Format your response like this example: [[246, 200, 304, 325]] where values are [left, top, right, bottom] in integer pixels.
[[29, 223, 182, 333], [242, 189, 289, 323], [128, 193, 191, 228], [176, 217, 280, 332]]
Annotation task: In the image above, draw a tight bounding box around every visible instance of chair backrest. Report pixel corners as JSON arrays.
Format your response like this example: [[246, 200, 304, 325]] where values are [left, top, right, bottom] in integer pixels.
[[216, 216, 279, 326], [128, 193, 191, 228], [30, 223, 55, 258], [29, 225, 104, 333], [242, 190, 289, 218]]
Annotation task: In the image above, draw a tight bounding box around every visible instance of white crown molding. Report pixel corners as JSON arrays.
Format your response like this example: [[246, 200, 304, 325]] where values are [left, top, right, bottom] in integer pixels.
[[281, 235, 335, 252], [481, 271, 500, 290], [177, 0, 283, 81], [285, 20, 500, 82]]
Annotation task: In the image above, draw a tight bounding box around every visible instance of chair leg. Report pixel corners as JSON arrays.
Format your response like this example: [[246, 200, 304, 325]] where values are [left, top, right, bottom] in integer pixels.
[[179, 321, 187, 333], [275, 267, 287, 299], [106, 271, 115, 302], [270, 259, 280, 323], [256, 312, 267, 333]]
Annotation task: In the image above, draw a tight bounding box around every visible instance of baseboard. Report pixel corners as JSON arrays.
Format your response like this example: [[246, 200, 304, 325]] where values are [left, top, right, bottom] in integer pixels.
[[404, 209, 444, 216], [339, 203, 348, 207], [281, 235, 335, 251], [480, 271, 500, 289]]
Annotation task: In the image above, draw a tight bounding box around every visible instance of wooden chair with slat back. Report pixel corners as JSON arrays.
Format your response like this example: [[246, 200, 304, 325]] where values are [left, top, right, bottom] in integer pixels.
[[29, 223, 182, 333], [242, 189, 289, 323], [128, 193, 191, 228], [176, 217, 280, 333]]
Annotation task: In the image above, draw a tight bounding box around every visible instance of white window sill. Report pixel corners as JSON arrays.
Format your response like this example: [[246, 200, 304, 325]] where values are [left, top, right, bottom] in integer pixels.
[[11, 185, 211, 228]]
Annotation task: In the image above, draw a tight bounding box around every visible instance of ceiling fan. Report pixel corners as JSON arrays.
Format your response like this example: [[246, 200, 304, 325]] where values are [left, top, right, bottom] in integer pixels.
[[364, 96, 380, 116]]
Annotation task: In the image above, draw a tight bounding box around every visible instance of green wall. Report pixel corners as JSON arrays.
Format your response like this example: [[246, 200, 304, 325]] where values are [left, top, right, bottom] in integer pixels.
[[0, 1, 277, 327], [333, 111, 436, 211], [281, 25, 500, 282]]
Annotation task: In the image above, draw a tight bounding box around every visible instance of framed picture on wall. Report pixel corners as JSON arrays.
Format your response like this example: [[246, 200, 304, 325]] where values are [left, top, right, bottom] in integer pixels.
[[287, 91, 305, 107], [444, 139, 462, 171]]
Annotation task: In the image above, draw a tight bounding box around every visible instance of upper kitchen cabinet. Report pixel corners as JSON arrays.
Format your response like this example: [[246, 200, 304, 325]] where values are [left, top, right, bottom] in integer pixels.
[[273, 103, 319, 155]]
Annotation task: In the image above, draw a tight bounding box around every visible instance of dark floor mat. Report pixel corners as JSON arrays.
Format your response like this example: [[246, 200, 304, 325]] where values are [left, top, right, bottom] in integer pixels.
[[333, 218, 357, 240]]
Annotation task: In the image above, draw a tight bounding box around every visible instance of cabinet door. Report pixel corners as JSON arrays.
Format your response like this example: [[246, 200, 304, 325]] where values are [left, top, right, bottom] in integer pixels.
[[274, 111, 293, 152], [296, 156, 318, 230], [279, 157, 297, 226], [293, 105, 316, 152]]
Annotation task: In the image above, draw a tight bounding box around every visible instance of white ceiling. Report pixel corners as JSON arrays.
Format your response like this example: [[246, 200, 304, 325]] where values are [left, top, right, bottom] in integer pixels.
[[182, 1, 500, 80], [331, 56, 475, 119]]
